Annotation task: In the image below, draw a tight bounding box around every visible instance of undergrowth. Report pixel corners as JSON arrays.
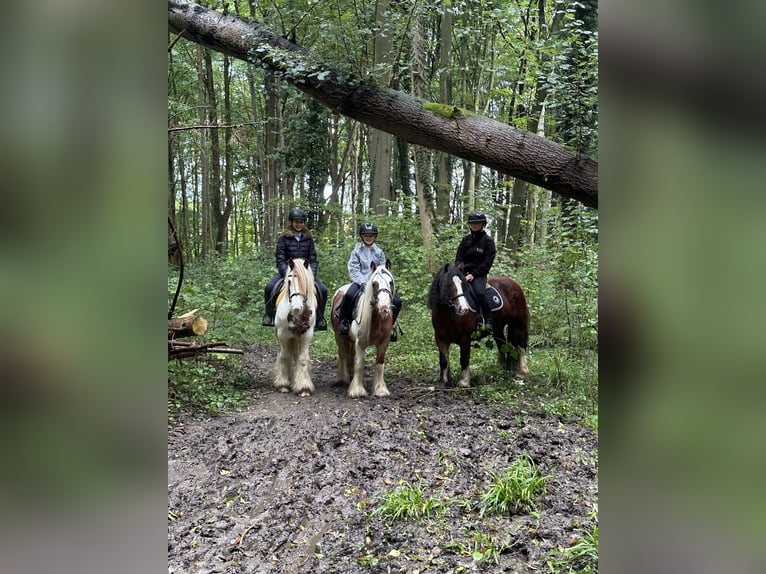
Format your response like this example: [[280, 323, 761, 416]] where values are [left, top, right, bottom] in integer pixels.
[[167, 232, 597, 431]]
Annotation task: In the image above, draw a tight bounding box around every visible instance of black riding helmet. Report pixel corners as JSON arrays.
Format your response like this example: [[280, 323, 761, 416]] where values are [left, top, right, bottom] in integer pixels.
[[467, 210, 487, 224], [288, 208, 307, 221], [359, 222, 378, 236]]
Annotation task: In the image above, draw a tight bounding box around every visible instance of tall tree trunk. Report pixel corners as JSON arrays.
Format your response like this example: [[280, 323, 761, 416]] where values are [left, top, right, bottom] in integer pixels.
[[195, 45, 211, 257], [434, 2, 453, 221], [263, 70, 280, 246], [247, 0, 265, 250], [203, 48, 224, 255], [369, 0, 394, 216], [411, 10, 435, 269]]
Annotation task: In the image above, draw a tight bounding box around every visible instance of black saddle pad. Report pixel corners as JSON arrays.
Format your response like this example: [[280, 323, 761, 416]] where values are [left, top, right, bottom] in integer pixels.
[[487, 285, 503, 311]]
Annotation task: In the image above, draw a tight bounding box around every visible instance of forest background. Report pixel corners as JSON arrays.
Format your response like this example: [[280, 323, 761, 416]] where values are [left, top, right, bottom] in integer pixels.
[[2, 0, 765, 573], [167, 0, 598, 422]]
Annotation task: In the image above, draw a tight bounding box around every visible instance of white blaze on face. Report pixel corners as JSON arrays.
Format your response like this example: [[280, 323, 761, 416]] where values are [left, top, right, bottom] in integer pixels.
[[451, 275, 470, 315]]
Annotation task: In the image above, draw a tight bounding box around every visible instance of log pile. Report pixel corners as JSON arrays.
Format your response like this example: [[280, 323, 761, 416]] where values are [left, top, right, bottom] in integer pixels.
[[168, 309, 243, 360]]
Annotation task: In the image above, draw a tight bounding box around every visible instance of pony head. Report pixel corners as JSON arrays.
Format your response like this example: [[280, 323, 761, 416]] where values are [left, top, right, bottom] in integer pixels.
[[356, 262, 394, 342], [429, 264, 470, 315], [280, 258, 317, 333]]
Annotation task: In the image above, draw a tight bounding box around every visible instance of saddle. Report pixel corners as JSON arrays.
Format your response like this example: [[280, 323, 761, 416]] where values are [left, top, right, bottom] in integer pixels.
[[465, 283, 504, 312], [268, 278, 285, 305]]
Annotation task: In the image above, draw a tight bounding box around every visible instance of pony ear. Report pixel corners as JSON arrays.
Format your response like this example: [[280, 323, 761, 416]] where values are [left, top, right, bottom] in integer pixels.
[[385, 259, 392, 271], [288, 258, 295, 269], [302, 259, 310, 269], [370, 261, 377, 272], [456, 262, 464, 272], [443, 263, 450, 273]]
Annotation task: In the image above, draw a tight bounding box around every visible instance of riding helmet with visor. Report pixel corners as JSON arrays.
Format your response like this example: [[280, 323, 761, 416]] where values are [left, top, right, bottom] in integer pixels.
[[288, 208, 307, 221], [466, 210, 487, 224]]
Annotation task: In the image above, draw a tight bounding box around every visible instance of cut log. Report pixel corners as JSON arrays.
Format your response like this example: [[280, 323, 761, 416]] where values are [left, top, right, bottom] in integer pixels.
[[168, 313, 208, 338]]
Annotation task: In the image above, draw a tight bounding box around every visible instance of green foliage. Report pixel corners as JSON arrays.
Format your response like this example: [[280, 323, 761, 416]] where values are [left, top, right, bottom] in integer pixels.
[[371, 479, 447, 522], [479, 454, 549, 516], [168, 357, 253, 420], [546, 524, 598, 574], [169, 253, 272, 345]]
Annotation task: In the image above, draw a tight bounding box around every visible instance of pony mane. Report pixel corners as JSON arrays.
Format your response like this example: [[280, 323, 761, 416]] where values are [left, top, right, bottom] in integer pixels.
[[428, 264, 464, 310], [287, 258, 317, 310], [356, 265, 393, 341]]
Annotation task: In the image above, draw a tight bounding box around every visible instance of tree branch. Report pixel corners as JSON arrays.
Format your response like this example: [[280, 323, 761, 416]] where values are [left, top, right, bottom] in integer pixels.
[[169, 122, 257, 132]]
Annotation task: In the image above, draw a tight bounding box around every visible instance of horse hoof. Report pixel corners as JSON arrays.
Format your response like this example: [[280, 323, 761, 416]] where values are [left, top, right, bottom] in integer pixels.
[[278, 387, 290, 393], [297, 390, 312, 397]]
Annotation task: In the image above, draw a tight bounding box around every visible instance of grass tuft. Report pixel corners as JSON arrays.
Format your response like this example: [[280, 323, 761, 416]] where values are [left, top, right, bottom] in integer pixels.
[[479, 454, 549, 516]]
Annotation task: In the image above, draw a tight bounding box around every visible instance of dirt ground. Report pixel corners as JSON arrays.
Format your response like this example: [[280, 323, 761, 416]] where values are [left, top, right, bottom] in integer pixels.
[[168, 344, 598, 573]]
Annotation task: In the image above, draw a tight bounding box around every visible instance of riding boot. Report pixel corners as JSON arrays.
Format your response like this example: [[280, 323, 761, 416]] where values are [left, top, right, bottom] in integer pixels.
[[314, 286, 327, 331], [480, 304, 493, 336], [337, 293, 351, 334], [262, 297, 275, 326]]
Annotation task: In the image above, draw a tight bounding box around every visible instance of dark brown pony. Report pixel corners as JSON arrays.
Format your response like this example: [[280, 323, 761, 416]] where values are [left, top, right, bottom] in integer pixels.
[[428, 264, 529, 387]]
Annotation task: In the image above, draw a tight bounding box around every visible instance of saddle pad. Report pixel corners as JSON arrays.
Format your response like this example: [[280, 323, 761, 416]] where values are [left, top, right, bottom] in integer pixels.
[[276, 283, 287, 307], [486, 284, 504, 311]]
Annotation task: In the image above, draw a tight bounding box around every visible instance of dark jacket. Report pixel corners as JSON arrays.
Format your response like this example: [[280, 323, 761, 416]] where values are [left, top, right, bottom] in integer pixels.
[[276, 228, 318, 277], [455, 230, 496, 278]]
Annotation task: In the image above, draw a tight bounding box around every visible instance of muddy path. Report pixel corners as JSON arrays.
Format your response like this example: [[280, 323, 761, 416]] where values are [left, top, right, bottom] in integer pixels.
[[168, 344, 598, 573]]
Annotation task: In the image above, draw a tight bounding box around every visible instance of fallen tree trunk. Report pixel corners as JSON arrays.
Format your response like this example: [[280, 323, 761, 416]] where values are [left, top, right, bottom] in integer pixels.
[[168, 0, 597, 208]]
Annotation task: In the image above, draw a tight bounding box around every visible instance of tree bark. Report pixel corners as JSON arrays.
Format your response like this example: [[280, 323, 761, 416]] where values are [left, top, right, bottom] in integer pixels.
[[168, 0, 597, 209]]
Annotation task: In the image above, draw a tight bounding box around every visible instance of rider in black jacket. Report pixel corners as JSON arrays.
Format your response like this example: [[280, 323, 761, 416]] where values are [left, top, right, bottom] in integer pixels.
[[455, 210, 496, 335], [262, 208, 328, 330]]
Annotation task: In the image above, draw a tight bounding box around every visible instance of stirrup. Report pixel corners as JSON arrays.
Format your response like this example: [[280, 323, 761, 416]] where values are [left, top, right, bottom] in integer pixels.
[[337, 320, 350, 334], [315, 316, 327, 331], [262, 315, 275, 327]]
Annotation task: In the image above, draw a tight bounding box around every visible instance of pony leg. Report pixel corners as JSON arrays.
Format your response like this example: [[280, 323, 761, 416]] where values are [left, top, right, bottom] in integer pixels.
[[334, 337, 352, 385], [515, 347, 529, 380], [290, 341, 315, 396], [457, 341, 471, 388], [347, 342, 368, 398], [436, 340, 451, 386], [371, 361, 390, 398], [273, 347, 291, 392]]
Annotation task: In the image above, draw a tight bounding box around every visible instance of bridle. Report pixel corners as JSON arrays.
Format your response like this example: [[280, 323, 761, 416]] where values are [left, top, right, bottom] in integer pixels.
[[286, 272, 307, 306], [448, 272, 469, 313], [369, 268, 394, 307]]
